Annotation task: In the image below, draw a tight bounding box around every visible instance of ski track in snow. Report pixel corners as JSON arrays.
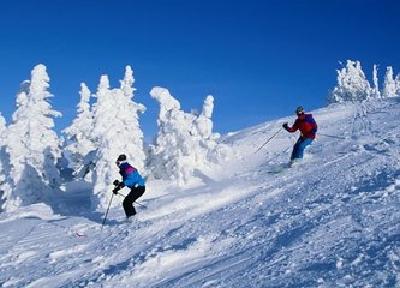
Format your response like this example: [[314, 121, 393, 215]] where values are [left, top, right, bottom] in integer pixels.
[[2, 100, 400, 287]]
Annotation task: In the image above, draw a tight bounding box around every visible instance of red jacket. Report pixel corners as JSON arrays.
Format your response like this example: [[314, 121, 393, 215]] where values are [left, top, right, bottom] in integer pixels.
[[285, 113, 317, 139]]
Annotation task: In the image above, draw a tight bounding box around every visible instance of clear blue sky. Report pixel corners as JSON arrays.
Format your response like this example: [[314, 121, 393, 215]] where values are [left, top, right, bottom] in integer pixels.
[[0, 0, 398, 141]]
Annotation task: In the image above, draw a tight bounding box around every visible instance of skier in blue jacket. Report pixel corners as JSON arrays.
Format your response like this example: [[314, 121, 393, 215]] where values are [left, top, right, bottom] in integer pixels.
[[113, 154, 145, 219]]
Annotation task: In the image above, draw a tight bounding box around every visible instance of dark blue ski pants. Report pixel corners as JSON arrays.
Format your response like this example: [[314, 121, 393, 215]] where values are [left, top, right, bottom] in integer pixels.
[[291, 137, 313, 160], [123, 186, 145, 217]]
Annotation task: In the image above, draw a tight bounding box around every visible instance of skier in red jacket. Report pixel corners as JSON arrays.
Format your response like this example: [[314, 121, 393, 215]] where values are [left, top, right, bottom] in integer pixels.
[[283, 106, 317, 163]]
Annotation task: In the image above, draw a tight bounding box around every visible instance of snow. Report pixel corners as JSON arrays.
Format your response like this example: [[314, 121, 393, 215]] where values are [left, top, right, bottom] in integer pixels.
[[0, 203, 62, 223], [1, 98, 400, 287]]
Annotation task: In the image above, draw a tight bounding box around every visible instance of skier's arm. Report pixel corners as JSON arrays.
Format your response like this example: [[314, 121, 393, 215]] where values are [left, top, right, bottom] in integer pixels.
[[285, 120, 299, 133]]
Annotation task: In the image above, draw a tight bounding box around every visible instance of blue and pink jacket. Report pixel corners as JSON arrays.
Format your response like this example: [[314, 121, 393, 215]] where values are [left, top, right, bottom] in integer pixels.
[[118, 162, 145, 187]]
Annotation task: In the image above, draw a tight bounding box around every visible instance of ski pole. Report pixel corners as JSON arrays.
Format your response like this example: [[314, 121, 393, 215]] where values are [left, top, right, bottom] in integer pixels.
[[102, 193, 114, 228], [116, 192, 126, 198], [255, 128, 282, 153], [133, 201, 147, 208], [318, 132, 347, 140]]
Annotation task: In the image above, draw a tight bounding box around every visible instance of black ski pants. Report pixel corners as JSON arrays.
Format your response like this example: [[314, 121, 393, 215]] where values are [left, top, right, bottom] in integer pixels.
[[123, 185, 145, 218]]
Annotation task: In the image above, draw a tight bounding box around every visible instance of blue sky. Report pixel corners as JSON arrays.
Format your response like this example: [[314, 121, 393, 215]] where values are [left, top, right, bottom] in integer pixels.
[[0, 0, 398, 141]]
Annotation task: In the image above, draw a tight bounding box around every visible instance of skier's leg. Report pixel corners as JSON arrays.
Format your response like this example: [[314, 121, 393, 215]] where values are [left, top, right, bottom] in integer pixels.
[[131, 186, 145, 202], [296, 138, 313, 158], [123, 191, 137, 217], [291, 139, 301, 160]]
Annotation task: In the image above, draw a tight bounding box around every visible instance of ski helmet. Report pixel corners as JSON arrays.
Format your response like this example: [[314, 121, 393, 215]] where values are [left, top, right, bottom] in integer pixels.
[[117, 154, 127, 162], [295, 106, 304, 115]]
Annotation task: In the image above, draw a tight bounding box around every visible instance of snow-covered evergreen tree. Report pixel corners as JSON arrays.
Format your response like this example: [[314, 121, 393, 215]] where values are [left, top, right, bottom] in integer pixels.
[[3, 65, 61, 210], [193, 95, 214, 140], [192, 95, 230, 163], [395, 74, 400, 96], [120, 65, 136, 98], [329, 60, 373, 103], [149, 87, 229, 186], [382, 66, 397, 98], [148, 87, 196, 185], [90, 66, 146, 210], [0, 114, 5, 137], [0, 113, 11, 211], [371, 65, 381, 99], [63, 83, 95, 174]]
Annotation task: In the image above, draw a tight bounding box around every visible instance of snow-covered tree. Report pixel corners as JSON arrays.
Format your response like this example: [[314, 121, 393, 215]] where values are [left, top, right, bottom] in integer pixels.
[[329, 60, 373, 103], [63, 83, 95, 174], [0, 114, 5, 136], [382, 66, 397, 98], [395, 74, 400, 96], [90, 66, 146, 210], [148, 87, 229, 186], [148, 87, 196, 185], [371, 65, 381, 99], [0, 113, 12, 211], [193, 95, 214, 140], [3, 64, 61, 210], [191, 95, 230, 163], [120, 65, 136, 98]]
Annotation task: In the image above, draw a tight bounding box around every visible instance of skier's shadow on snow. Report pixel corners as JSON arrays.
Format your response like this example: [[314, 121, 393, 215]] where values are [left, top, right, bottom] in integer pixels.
[[43, 178, 103, 223], [86, 211, 105, 223], [49, 200, 104, 224]]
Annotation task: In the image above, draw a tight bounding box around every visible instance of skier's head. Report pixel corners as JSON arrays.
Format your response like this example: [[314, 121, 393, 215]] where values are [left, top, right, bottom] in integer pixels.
[[116, 154, 127, 166], [295, 106, 304, 116]]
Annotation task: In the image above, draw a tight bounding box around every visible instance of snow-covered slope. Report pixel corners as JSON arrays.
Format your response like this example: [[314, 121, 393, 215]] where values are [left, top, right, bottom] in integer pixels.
[[2, 100, 400, 287]]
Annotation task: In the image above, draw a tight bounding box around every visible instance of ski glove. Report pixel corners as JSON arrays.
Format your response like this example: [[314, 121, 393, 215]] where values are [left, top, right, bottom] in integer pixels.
[[282, 122, 288, 129], [113, 179, 125, 188], [113, 187, 120, 195], [112, 179, 125, 194]]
